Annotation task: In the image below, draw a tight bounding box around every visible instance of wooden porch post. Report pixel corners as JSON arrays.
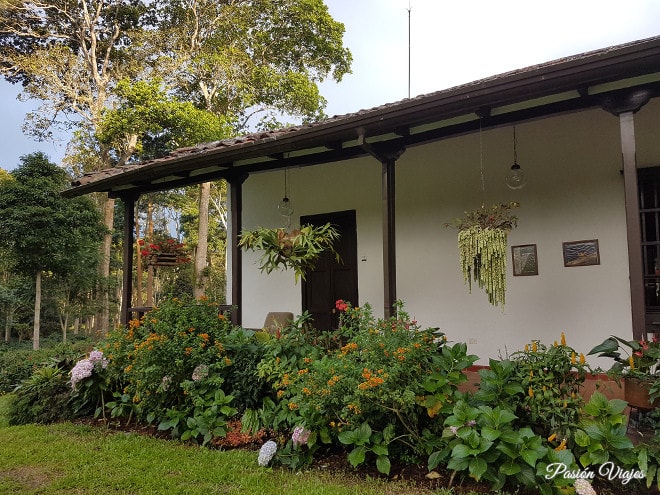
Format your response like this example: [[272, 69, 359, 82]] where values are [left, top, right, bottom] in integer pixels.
[[228, 173, 248, 326], [382, 159, 397, 318], [119, 192, 137, 326], [359, 133, 405, 319], [620, 112, 646, 340], [602, 88, 653, 340]]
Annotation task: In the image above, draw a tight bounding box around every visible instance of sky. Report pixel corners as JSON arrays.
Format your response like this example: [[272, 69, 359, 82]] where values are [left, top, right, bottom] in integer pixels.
[[2, 0, 660, 170]]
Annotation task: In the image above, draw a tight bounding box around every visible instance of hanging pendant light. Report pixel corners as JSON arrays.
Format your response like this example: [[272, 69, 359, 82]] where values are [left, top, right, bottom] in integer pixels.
[[505, 125, 527, 190], [278, 169, 294, 227]]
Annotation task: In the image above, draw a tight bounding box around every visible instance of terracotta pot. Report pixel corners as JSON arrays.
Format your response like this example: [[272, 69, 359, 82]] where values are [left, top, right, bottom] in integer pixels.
[[624, 377, 659, 410]]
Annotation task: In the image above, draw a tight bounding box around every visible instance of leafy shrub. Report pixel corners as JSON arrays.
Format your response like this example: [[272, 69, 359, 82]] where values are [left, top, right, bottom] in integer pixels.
[[0, 340, 93, 393], [102, 296, 234, 422], [7, 364, 75, 425], [505, 335, 590, 443], [281, 301, 477, 473]]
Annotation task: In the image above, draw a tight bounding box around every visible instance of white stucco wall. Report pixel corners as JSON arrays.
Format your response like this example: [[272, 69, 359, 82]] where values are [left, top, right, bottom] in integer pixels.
[[236, 103, 659, 364]]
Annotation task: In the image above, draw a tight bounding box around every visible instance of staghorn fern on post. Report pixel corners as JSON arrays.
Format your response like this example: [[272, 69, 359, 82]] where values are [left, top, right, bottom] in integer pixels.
[[238, 223, 340, 283]]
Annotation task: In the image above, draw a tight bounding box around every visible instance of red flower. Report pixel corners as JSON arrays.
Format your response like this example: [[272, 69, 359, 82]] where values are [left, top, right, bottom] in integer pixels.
[[138, 239, 145, 246], [335, 299, 348, 312]]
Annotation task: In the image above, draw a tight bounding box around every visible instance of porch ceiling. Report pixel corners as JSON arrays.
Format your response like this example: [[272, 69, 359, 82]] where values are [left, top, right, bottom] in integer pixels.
[[63, 36, 660, 199]]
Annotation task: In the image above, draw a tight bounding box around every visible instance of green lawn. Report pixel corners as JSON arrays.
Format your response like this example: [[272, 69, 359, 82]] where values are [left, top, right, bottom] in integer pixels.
[[0, 395, 484, 495]]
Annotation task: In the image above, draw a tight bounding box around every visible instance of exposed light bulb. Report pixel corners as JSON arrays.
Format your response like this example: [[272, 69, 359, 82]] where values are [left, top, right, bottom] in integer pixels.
[[505, 163, 527, 190], [278, 196, 294, 217]]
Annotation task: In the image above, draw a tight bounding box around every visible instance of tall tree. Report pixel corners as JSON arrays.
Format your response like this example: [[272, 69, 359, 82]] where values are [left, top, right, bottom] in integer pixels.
[[0, 153, 105, 349], [152, 0, 352, 297], [0, 0, 151, 333]]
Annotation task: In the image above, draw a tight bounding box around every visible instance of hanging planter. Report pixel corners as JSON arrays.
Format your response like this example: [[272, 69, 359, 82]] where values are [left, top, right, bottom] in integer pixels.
[[139, 239, 191, 267], [238, 223, 340, 282], [446, 202, 519, 307]]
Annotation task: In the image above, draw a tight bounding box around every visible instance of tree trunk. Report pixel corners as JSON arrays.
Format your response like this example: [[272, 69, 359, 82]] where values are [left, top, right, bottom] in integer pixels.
[[98, 195, 115, 334], [74, 317, 80, 335], [135, 202, 143, 308], [4, 307, 13, 342], [146, 196, 154, 306], [33, 270, 41, 350], [194, 182, 211, 298]]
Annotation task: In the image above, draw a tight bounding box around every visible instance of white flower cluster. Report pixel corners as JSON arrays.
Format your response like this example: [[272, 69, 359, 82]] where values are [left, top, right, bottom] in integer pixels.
[[70, 350, 108, 389], [257, 440, 278, 467], [161, 375, 172, 391], [191, 364, 209, 382], [574, 479, 597, 495], [70, 359, 95, 388], [88, 350, 109, 368]]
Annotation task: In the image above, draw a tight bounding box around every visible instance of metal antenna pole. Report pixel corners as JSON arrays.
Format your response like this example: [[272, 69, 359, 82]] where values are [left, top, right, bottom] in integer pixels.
[[407, 2, 411, 98]]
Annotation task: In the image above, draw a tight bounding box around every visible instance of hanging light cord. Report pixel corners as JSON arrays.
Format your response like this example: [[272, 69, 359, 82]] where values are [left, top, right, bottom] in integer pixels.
[[513, 125, 518, 164], [479, 118, 486, 197]]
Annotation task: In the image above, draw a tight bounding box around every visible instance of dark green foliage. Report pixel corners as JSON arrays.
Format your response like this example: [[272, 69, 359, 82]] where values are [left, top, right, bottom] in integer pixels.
[[7, 364, 75, 425], [0, 152, 105, 278], [0, 340, 94, 393]]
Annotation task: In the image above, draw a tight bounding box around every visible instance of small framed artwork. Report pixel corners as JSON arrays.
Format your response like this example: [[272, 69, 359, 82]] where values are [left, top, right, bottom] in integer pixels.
[[562, 239, 600, 267], [512, 244, 538, 276]]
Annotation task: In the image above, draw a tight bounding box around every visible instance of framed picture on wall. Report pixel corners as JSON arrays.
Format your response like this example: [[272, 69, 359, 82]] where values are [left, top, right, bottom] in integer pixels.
[[562, 239, 600, 267], [511, 244, 538, 276]]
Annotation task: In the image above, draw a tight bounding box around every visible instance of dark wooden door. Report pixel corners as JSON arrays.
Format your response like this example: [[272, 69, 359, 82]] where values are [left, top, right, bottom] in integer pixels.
[[301, 210, 358, 330]]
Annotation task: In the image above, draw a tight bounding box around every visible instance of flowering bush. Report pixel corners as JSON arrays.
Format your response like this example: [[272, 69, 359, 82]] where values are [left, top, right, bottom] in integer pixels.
[[510, 333, 591, 443], [102, 296, 234, 422], [70, 349, 110, 417], [588, 334, 659, 378], [282, 300, 477, 473]]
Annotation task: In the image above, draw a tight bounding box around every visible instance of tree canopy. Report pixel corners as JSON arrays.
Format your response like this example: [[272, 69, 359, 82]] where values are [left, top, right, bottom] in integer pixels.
[[0, 152, 105, 277]]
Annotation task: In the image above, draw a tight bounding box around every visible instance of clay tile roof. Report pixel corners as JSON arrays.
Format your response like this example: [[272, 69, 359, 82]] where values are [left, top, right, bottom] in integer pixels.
[[66, 35, 660, 195]]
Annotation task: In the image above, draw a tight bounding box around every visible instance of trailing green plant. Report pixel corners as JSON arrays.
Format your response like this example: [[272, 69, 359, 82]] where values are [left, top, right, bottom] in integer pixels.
[[445, 202, 519, 307], [238, 223, 340, 282]]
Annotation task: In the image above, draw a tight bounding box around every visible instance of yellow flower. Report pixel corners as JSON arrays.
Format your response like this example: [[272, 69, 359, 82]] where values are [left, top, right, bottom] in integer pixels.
[[554, 439, 567, 451], [629, 355, 635, 370], [579, 353, 585, 364], [571, 352, 576, 365], [553, 340, 558, 347], [532, 341, 538, 352], [548, 433, 557, 442], [561, 332, 566, 346], [524, 344, 529, 352], [528, 387, 534, 397]]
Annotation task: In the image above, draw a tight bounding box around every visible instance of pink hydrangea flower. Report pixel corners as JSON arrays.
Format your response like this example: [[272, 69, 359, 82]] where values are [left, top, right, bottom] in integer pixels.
[[292, 426, 311, 447]]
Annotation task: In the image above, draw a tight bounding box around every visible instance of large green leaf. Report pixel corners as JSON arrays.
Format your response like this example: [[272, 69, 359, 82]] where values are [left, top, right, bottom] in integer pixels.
[[376, 455, 391, 475]]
